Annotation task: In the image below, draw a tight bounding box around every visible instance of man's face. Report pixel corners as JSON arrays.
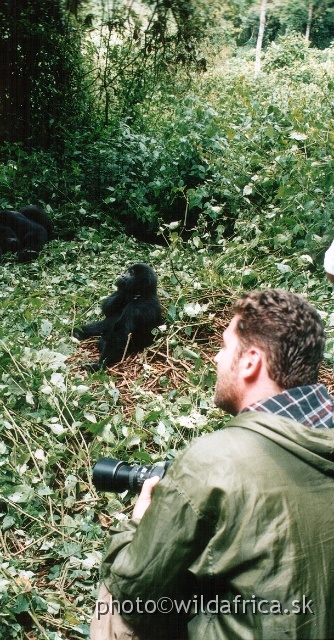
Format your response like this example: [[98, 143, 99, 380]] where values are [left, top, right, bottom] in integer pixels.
[[214, 315, 243, 416]]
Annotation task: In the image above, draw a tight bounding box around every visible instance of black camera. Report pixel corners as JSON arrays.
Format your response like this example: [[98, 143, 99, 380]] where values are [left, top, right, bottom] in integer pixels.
[[92, 457, 172, 493]]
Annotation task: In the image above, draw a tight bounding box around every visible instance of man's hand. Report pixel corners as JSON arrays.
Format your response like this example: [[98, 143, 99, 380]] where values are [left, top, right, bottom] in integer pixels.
[[132, 476, 161, 521]]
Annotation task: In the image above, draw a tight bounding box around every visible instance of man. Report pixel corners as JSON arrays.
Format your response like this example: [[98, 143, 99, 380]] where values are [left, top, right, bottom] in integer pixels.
[[91, 289, 334, 640], [324, 240, 334, 284]]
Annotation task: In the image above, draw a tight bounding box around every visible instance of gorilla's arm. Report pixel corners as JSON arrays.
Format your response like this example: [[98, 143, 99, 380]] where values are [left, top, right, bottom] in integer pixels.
[[72, 319, 111, 341], [100, 291, 125, 316], [73, 292, 126, 340], [0, 226, 20, 253]]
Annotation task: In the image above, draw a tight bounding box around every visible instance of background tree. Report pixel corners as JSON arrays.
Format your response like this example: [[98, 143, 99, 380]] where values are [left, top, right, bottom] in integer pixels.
[[255, 0, 267, 75], [75, 0, 223, 125], [266, 0, 334, 46], [305, 2, 314, 39], [0, 0, 91, 152], [230, 0, 334, 49]]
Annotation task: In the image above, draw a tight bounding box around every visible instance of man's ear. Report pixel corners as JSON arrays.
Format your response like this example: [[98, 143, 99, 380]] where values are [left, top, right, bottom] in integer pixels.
[[240, 347, 263, 381]]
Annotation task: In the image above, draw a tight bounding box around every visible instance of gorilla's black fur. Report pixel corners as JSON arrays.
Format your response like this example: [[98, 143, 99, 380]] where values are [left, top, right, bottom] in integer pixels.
[[0, 206, 53, 262], [73, 263, 162, 371], [20, 205, 54, 241]]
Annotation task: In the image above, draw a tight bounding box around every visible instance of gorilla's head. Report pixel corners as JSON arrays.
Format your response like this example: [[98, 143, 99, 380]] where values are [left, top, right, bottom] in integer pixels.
[[116, 263, 158, 296]]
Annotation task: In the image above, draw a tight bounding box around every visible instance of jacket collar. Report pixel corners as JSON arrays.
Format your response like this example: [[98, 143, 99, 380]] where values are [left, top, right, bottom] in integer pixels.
[[228, 410, 334, 476]]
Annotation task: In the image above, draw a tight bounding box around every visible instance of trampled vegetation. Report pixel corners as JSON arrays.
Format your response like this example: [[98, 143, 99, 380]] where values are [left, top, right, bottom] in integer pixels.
[[0, 2, 334, 638]]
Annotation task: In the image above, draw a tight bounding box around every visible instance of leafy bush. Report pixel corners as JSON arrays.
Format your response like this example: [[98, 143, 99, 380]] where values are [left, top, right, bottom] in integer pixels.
[[263, 32, 310, 71], [80, 106, 212, 227]]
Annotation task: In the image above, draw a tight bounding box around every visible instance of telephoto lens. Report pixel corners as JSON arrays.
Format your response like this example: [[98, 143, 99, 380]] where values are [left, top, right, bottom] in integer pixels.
[[92, 457, 172, 493]]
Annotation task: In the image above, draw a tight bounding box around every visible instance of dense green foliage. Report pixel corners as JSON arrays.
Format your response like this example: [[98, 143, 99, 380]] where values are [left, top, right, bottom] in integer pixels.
[[0, 5, 334, 637], [1, 35, 334, 253]]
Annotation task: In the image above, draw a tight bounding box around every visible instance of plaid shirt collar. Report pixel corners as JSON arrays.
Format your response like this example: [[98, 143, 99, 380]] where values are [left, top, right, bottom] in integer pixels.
[[243, 383, 333, 429]]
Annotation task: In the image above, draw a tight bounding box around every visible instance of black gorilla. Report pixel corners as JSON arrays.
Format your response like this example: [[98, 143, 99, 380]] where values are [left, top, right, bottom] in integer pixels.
[[0, 206, 53, 262], [73, 263, 163, 371]]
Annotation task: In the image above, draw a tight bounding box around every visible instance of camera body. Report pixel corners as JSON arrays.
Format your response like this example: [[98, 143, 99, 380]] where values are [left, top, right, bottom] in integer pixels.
[[92, 457, 172, 493]]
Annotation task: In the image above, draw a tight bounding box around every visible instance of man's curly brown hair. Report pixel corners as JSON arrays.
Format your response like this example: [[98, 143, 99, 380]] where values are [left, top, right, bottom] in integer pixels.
[[233, 290, 325, 389]]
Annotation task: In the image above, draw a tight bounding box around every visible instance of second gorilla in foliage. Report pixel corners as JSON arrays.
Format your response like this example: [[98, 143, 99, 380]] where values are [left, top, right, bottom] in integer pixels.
[[73, 263, 163, 371], [0, 205, 54, 262]]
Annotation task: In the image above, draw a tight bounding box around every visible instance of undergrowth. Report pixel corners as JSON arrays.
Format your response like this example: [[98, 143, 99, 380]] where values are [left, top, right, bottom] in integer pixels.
[[0, 33, 334, 639], [0, 227, 333, 639]]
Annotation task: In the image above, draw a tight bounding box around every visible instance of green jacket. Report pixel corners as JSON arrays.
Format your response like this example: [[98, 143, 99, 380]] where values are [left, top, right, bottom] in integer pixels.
[[101, 412, 334, 640]]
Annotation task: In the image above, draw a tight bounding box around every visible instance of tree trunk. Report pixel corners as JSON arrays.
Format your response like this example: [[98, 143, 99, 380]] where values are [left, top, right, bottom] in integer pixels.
[[255, 0, 267, 77], [305, 2, 314, 40]]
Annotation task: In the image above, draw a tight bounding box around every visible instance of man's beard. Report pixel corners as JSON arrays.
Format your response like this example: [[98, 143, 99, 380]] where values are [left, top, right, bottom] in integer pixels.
[[214, 366, 240, 416]]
